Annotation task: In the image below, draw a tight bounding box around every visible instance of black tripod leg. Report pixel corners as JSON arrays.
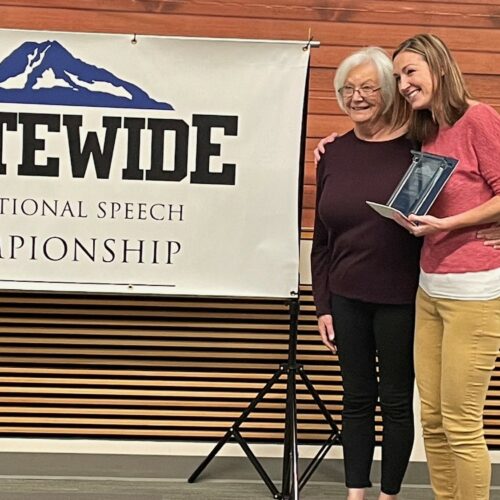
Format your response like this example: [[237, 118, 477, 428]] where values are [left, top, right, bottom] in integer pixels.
[[281, 396, 291, 497], [188, 365, 285, 484], [298, 431, 339, 491], [295, 367, 341, 492], [233, 429, 281, 498], [281, 367, 299, 500], [188, 429, 233, 483], [299, 366, 339, 431]]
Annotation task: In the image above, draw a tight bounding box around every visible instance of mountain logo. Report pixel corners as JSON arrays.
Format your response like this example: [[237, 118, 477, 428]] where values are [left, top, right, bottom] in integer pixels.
[[0, 40, 173, 110]]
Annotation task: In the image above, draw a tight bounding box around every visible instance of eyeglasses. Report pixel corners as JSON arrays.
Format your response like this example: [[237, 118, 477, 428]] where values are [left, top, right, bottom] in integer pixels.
[[338, 86, 381, 98]]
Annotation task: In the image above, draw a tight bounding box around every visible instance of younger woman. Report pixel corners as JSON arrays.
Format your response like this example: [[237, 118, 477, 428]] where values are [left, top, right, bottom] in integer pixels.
[[393, 34, 500, 500]]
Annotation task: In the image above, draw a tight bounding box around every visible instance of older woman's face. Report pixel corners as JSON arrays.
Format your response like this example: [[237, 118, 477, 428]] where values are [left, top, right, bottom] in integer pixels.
[[341, 62, 384, 125], [393, 51, 434, 111]]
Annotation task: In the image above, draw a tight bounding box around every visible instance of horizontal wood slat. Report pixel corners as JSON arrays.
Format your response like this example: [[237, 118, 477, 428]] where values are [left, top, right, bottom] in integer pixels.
[[1, 5, 499, 50], [0, 286, 337, 445], [0, 285, 497, 449], [0, 0, 498, 30]]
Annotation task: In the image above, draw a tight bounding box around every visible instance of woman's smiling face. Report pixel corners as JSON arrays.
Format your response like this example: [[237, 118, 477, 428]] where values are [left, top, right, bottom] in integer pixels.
[[393, 51, 435, 111], [341, 62, 384, 126]]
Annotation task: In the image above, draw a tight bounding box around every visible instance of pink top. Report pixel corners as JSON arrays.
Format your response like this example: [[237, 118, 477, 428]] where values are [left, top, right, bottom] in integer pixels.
[[421, 103, 500, 274]]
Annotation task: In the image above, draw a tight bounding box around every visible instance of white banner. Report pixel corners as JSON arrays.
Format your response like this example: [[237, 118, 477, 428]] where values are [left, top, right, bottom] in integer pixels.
[[0, 30, 309, 298]]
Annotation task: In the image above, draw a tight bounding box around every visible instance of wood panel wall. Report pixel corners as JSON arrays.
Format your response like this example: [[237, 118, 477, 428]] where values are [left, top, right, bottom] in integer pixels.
[[0, 0, 497, 232], [0, 0, 499, 446], [0, 287, 347, 442]]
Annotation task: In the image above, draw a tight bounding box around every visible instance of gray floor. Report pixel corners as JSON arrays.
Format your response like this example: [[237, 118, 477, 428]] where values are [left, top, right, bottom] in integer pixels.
[[0, 452, 497, 499], [0, 478, 435, 500]]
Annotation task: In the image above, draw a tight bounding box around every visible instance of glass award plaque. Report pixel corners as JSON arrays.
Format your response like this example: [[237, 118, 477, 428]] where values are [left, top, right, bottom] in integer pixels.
[[366, 150, 459, 221]]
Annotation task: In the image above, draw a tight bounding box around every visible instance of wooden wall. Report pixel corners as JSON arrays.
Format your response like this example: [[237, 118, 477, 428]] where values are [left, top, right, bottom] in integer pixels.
[[0, 0, 498, 233], [0, 0, 499, 446]]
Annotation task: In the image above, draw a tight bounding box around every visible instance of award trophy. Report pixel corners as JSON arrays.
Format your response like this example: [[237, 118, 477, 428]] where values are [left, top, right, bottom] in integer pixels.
[[366, 150, 459, 221]]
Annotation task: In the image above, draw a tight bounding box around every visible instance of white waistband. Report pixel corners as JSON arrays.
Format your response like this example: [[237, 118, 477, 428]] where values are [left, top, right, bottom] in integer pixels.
[[419, 267, 500, 300]]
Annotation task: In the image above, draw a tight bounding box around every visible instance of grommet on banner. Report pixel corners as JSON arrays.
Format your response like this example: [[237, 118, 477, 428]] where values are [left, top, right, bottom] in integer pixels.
[[131, 33, 138, 45], [303, 28, 313, 51], [303, 28, 320, 50]]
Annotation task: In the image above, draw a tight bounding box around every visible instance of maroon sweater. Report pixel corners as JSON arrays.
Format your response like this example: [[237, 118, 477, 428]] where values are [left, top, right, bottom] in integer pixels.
[[311, 130, 422, 316]]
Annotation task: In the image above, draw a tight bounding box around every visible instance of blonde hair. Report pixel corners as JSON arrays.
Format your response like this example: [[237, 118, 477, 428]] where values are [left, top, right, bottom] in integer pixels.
[[392, 33, 471, 143]]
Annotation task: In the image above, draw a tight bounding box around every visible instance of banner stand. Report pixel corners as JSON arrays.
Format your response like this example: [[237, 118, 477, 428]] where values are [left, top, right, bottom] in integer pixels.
[[188, 297, 341, 499], [188, 44, 340, 499]]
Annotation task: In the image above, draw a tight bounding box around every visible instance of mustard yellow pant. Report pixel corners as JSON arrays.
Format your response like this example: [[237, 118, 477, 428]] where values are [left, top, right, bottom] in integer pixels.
[[415, 288, 500, 500]]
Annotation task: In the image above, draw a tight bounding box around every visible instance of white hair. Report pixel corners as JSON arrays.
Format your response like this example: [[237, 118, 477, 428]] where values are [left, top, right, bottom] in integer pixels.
[[334, 46, 396, 114]]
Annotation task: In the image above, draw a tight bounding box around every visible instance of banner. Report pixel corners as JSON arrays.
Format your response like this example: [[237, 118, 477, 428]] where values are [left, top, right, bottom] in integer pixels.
[[0, 29, 309, 298]]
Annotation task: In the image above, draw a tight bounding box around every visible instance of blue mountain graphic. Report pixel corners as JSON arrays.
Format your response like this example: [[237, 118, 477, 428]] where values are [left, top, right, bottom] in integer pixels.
[[0, 40, 173, 110]]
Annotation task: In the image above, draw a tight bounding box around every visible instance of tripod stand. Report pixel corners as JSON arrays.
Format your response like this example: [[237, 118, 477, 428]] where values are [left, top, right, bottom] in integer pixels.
[[188, 297, 341, 499]]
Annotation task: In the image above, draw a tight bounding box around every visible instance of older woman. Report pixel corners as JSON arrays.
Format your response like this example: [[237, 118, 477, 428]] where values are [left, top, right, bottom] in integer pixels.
[[393, 34, 500, 500], [311, 47, 421, 500]]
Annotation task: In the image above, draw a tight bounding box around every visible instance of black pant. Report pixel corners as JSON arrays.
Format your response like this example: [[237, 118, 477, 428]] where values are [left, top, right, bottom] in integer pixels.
[[331, 294, 415, 495]]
